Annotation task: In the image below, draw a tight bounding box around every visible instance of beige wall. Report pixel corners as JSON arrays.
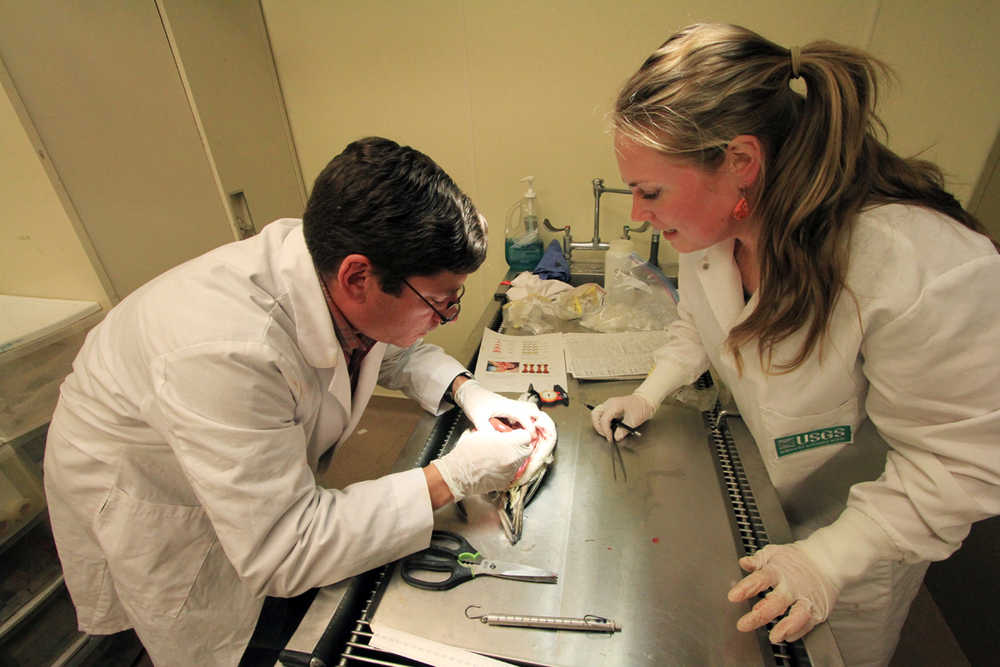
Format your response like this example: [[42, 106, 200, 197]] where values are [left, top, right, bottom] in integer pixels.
[[2, 2, 996, 360], [0, 76, 109, 306], [261, 0, 1000, 360], [872, 0, 999, 198]]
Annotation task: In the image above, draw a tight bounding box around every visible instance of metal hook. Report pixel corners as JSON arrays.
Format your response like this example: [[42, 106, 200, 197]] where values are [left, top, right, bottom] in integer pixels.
[[713, 409, 741, 430], [465, 604, 485, 620]]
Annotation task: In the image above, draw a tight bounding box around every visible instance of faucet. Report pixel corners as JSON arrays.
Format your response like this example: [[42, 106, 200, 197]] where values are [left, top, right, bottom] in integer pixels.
[[623, 221, 661, 267], [580, 177, 631, 253], [543, 178, 661, 266], [623, 221, 649, 239], [544, 178, 632, 262]]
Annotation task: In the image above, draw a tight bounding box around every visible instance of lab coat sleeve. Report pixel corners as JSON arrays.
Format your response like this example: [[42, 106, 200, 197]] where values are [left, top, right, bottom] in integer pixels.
[[853, 255, 1000, 562], [635, 290, 712, 407], [378, 341, 469, 414], [146, 341, 433, 597]]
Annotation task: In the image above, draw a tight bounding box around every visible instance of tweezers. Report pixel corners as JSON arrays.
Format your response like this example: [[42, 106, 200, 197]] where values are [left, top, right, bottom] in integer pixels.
[[609, 419, 629, 482]]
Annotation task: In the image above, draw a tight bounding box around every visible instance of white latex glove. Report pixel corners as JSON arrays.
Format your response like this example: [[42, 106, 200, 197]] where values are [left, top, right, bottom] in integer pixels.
[[455, 379, 542, 434], [727, 507, 904, 644], [726, 544, 837, 643], [591, 394, 655, 442], [432, 429, 533, 502]]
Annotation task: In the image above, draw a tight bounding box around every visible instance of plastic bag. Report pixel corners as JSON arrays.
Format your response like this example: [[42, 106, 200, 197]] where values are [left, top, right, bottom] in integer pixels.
[[505, 272, 573, 302], [669, 383, 720, 412], [581, 256, 679, 332], [551, 283, 605, 320], [501, 295, 559, 334]]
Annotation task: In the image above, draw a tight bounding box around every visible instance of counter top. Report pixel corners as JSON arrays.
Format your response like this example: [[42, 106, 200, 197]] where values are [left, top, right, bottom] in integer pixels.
[[371, 379, 767, 665], [0, 295, 101, 357], [281, 287, 844, 666]]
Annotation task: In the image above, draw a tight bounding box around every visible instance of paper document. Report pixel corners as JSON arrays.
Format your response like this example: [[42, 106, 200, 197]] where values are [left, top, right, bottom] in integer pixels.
[[563, 331, 670, 379], [370, 623, 509, 666], [473, 330, 567, 393], [473, 329, 670, 391]]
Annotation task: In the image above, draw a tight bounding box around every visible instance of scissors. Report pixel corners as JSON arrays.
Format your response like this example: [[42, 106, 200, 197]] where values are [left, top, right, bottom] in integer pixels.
[[400, 530, 558, 591]]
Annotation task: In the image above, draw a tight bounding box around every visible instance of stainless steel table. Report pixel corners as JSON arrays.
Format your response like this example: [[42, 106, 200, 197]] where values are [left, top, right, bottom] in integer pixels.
[[373, 381, 768, 665], [281, 289, 844, 667]]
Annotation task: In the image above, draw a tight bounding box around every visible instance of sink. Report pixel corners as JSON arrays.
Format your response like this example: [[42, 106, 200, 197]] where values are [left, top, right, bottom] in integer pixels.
[[567, 272, 603, 287], [567, 261, 604, 287]]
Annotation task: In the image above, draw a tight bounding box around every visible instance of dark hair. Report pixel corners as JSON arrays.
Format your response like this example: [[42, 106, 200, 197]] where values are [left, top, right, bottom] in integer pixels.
[[615, 23, 996, 372], [303, 137, 487, 294]]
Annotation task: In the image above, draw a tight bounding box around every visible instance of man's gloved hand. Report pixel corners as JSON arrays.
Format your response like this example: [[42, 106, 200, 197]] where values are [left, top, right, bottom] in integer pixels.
[[455, 379, 542, 434], [590, 394, 655, 442], [726, 544, 837, 643], [432, 429, 533, 502], [726, 507, 905, 644]]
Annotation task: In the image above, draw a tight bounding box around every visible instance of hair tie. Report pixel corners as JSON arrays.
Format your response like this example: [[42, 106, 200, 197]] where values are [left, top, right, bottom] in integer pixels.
[[789, 46, 802, 79]]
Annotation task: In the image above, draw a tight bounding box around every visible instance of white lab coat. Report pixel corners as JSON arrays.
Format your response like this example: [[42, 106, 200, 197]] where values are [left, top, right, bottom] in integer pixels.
[[643, 204, 1000, 665], [43, 219, 468, 666]]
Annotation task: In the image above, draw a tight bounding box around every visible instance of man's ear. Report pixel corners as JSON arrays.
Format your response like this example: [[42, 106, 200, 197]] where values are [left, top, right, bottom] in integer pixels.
[[726, 135, 764, 185], [335, 254, 374, 303]]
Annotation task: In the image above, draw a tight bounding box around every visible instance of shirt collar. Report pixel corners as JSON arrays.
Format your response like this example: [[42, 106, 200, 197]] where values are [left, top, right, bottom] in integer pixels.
[[318, 274, 376, 362]]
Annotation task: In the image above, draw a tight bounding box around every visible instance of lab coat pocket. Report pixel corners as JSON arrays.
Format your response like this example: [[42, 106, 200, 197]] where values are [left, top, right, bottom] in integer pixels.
[[94, 487, 214, 619], [759, 397, 863, 493]]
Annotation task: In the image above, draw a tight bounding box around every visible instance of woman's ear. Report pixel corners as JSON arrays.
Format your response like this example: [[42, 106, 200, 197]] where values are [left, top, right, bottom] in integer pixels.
[[726, 135, 764, 185]]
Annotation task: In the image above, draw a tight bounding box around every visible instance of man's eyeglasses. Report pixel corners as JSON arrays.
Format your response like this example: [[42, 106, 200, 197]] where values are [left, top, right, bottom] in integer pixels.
[[401, 279, 465, 324]]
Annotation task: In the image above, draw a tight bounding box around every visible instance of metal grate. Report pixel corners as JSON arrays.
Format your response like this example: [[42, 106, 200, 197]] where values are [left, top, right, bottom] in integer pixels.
[[336, 570, 426, 667], [332, 410, 466, 667], [699, 374, 811, 667], [701, 404, 770, 558]]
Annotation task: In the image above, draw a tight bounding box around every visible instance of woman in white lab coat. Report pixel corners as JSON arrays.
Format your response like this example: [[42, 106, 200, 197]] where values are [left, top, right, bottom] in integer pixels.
[[590, 24, 1000, 666], [44, 137, 548, 666]]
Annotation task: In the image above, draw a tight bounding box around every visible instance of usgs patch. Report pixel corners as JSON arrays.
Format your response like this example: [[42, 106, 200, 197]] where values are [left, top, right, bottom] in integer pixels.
[[774, 425, 852, 457]]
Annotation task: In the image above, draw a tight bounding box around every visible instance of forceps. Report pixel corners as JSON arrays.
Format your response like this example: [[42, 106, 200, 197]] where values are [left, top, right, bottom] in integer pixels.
[[586, 403, 638, 482]]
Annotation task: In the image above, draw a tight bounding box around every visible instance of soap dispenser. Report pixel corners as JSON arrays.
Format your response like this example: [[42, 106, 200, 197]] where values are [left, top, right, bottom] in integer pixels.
[[505, 176, 545, 271]]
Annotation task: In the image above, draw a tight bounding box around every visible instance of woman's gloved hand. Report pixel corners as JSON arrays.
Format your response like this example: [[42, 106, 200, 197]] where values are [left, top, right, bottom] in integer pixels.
[[455, 379, 542, 434], [590, 394, 655, 442], [727, 544, 837, 643], [726, 507, 905, 643], [431, 429, 533, 502]]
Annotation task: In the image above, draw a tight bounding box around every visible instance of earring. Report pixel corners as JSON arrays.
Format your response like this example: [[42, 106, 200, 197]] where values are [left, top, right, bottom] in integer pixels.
[[732, 195, 750, 221]]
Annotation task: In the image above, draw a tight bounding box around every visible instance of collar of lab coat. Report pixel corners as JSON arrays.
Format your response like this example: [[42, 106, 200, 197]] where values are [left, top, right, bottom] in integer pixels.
[[273, 221, 388, 418], [276, 222, 343, 370], [691, 239, 756, 332]]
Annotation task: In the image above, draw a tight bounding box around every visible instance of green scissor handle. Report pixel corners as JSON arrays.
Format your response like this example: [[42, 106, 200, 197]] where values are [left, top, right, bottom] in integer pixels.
[[457, 551, 481, 566]]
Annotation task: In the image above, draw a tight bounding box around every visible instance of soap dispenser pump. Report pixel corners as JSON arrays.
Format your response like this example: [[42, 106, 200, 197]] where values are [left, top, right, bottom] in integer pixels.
[[520, 176, 538, 233], [505, 176, 545, 271]]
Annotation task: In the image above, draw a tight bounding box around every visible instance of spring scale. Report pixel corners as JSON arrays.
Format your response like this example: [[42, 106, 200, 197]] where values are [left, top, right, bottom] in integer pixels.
[[465, 605, 621, 633]]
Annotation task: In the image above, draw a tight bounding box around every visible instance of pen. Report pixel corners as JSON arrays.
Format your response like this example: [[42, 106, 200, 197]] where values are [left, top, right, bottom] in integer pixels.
[[584, 404, 642, 437]]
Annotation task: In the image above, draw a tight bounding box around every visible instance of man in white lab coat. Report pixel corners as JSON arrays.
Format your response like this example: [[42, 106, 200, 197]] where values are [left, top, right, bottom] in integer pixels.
[[43, 137, 550, 665]]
